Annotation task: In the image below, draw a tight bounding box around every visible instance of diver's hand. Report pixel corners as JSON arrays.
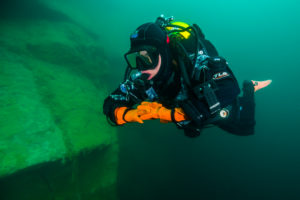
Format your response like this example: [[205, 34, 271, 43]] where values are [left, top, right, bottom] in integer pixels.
[[137, 101, 163, 120], [123, 109, 146, 124], [114, 107, 147, 125], [137, 102, 188, 122], [137, 101, 171, 121]]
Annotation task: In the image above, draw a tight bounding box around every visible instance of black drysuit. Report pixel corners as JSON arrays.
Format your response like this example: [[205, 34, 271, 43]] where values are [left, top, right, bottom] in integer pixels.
[[103, 32, 255, 137]]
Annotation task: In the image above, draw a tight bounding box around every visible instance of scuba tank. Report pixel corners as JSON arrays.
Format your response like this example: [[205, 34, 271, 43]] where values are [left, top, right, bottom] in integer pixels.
[[156, 15, 222, 114], [155, 15, 236, 136]]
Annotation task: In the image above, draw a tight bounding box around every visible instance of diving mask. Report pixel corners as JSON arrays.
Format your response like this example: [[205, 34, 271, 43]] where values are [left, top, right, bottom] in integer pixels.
[[124, 46, 159, 71]]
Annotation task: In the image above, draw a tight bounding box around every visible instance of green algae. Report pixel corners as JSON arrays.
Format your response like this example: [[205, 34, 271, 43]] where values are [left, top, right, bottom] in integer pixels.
[[0, 9, 118, 200]]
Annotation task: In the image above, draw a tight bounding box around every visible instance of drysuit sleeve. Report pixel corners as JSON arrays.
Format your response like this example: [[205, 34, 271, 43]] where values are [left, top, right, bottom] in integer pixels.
[[103, 79, 149, 125], [103, 86, 133, 125]]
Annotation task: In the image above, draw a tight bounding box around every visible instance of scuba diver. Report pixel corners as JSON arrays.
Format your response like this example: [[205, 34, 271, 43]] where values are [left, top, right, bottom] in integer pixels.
[[103, 15, 272, 137]]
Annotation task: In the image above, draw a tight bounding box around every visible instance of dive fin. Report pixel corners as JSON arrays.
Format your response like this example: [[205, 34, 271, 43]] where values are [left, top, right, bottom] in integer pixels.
[[251, 80, 272, 92]]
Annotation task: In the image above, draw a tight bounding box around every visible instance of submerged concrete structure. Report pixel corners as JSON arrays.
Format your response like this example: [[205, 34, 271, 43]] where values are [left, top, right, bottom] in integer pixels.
[[0, 1, 118, 199]]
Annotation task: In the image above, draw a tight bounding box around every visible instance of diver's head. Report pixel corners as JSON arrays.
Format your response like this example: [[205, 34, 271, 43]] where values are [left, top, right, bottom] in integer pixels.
[[124, 22, 173, 82]]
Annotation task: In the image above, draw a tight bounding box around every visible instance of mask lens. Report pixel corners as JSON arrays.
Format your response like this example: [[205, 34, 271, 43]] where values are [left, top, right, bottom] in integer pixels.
[[125, 46, 158, 70], [137, 51, 153, 66], [125, 52, 139, 69]]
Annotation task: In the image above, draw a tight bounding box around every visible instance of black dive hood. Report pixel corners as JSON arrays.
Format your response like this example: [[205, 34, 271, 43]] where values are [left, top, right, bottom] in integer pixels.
[[129, 22, 168, 51], [125, 22, 174, 87]]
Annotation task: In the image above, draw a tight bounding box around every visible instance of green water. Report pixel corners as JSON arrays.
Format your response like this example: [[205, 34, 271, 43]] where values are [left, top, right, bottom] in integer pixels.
[[1, 0, 300, 199], [96, 1, 300, 199]]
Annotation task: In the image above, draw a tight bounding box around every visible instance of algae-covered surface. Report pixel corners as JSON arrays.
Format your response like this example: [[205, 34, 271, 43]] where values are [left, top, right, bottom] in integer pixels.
[[0, 2, 118, 199]]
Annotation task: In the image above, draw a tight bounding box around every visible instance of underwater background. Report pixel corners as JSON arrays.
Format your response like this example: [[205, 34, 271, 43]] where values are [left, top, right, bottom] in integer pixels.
[[0, 0, 299, 199]]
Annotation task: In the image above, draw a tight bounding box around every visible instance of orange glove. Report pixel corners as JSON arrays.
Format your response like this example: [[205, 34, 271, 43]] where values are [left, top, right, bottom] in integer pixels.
[[114, 107, 149, 125], [136, 101, 163, 120], [137, 102, 188, 123]]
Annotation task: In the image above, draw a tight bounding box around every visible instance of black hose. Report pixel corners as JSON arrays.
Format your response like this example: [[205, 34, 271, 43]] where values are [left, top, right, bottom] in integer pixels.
[[193, 24, 208, 55], [176, 45, 192, 87], [123, 66, 131, 82], [188, 25, 199, 67]]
